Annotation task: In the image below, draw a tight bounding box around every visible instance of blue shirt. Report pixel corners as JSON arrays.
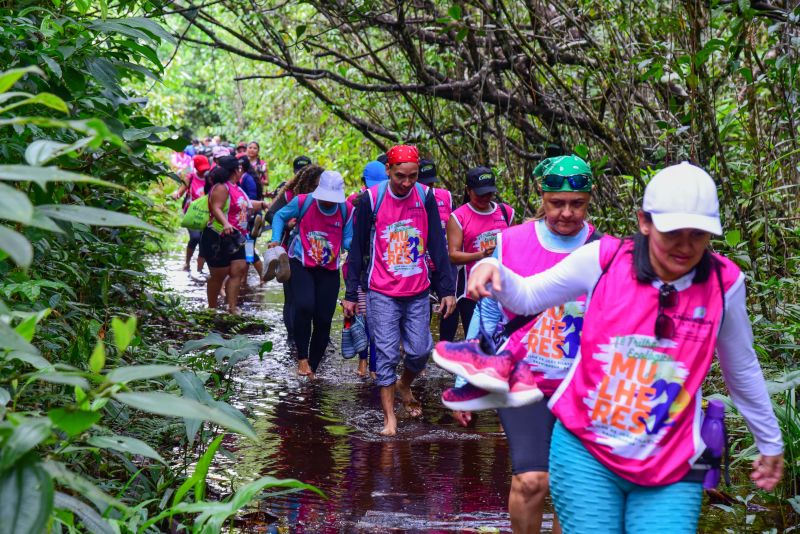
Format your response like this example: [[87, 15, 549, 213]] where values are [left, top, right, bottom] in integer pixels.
[[239, 172, 259, 200], [270, 196, 354, 260]]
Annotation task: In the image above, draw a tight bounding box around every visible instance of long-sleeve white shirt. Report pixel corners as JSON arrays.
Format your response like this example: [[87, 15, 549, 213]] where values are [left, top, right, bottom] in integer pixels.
[[480, 240, 783, 456]]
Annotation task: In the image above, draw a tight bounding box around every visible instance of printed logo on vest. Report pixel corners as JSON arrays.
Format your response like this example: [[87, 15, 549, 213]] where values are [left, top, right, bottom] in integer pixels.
[[381, 219, 424, 276], [692, 306, 706, 319], [472, 229, 501, 253], [306, 230, 333, 265], [522, 302, 585, 376], [583, 334, 690, 459]]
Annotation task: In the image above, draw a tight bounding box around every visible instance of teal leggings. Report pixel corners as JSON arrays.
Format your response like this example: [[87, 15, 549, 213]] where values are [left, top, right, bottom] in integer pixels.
[[549, 422, 702, 534]]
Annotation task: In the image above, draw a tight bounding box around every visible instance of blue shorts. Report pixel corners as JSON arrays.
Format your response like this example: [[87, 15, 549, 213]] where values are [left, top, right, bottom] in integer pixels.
[[549, 421, 702, 534], [366, 290, 433, 387]]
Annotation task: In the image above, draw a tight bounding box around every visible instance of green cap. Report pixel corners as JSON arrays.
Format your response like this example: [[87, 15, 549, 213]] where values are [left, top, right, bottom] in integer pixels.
[[535, 155, 593, 192]]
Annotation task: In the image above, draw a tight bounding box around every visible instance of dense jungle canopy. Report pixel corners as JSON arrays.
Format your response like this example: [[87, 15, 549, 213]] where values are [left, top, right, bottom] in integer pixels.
[[0, 0, 798, 532]]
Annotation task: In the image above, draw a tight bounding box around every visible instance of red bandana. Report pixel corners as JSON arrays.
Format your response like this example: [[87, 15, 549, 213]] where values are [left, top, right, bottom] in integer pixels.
[[386, 145, 420, 165]]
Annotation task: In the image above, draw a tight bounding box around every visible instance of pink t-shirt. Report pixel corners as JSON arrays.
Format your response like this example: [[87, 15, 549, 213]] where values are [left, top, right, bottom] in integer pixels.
[[367, 184, 431, 297], [294, 194, 353, 270], [550, 236, 741, 485], [451, 202, 514, 298]]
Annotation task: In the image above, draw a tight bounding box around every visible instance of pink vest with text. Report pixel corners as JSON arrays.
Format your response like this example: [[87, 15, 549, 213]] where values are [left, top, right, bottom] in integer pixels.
[[549, 236, 741, 485], [367, 184, 431, 297], [499, 222, 596, 395], [452, 202, 514, 298], [294, 194, 352, 271]]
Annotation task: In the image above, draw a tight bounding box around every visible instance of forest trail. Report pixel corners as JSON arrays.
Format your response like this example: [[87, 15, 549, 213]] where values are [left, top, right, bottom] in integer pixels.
[[158, 246, 539, 533]]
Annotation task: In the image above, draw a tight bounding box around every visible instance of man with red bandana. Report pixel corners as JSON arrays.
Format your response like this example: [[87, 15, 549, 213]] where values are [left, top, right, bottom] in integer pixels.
[[344, 145, 456, 435]]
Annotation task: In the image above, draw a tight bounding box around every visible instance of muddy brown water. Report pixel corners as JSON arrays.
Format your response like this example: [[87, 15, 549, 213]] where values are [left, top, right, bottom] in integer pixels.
[[159, 247, 792, 533]]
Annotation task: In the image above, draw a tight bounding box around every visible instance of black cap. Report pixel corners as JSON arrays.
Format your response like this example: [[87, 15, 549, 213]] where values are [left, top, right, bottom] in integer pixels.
[[376, 153, 388, 165], [293, 156, 311, 172], [466, 166, 496, 195], [418, 159, 437, 185], [217, 155, 240, 172], [237, 155, 251, 173]]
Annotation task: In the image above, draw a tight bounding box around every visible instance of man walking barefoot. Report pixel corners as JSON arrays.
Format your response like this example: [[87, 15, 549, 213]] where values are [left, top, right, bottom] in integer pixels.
[[343, 145, 456, 435]]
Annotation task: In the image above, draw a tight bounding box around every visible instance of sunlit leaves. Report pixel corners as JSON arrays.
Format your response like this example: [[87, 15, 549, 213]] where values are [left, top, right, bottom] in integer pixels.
[[111, 316, 137, 353]]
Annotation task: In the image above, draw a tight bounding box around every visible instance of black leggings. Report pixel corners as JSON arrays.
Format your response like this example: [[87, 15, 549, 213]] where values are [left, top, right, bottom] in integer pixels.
[[289, 259, 340, 372], [456, 297, 477, 338]]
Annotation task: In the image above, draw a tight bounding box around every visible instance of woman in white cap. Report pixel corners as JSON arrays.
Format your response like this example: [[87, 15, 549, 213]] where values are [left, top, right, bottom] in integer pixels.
[[269, 170, 354, 378], [466, 162, 783, 533]]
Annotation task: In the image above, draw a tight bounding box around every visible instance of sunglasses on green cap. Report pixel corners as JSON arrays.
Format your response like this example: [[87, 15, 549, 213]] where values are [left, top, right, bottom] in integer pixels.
[[541, 173, 592, 192]]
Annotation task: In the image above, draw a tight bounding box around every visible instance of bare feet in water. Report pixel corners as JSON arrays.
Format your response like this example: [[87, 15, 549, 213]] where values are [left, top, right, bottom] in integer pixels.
[[396, 380, 422, 417], [297, 359, 312, 376], [380, 412, 397, 436], [357, 359, 368, 378]]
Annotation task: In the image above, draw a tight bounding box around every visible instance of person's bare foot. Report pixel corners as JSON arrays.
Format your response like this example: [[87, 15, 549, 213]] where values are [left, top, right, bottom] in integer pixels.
[[297, 359, 312, 376], [380, 413, 397, 436], [396, 381, 422, 417], [370, 371, 377, 380], [357, 359, 368, 377], [182, 263, 190, 271]]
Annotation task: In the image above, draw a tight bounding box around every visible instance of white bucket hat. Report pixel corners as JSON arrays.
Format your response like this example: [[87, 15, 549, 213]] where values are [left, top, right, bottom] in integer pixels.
[[643, 162, 722, 235], [313, 170, 346, 203]]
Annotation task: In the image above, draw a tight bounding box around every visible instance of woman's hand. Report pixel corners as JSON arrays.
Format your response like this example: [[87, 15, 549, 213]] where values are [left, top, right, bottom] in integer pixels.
[[467, 262, 501, 300], [267, 241, 280, 249], [750, 453, 783, 490], [222, 222, 235, 235], [342, 300, 358, 318], [482, 245, 496, 258]]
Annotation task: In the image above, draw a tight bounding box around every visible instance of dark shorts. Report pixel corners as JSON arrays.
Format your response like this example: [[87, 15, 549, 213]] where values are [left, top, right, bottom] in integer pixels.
[[199, 227, 246, 269], [498, 397, 556, 474], [187, 229, 202, 248]]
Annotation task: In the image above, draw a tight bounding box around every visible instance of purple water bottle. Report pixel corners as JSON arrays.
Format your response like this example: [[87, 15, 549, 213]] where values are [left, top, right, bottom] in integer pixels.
[[701, 399, 726, 489]]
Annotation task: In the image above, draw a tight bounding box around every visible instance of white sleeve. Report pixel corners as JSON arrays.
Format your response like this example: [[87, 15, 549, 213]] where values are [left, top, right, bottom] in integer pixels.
[[484, 240, 602, 315], [716, 274, 784, 456]]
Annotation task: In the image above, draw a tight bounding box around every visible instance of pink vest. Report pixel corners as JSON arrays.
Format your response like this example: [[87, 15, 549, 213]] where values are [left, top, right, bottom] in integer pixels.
[[225, 182, 250, 233], [550, 236, 741, 485], [452, 202, 514, 297], [295, 194, 352, 271], [182, 173, 206, 213], [367, 184, 431, 297], [432, 188, 453, 230], [499, 222, 596, 395]]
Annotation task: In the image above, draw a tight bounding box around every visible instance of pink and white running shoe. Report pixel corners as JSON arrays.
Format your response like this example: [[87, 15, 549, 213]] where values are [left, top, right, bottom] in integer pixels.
[[432, 340, 521, 393], [441, 383, 505, 411], [506, 362, 544, 408]]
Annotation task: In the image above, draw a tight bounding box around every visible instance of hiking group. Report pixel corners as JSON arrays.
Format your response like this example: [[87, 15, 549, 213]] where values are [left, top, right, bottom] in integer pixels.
[[171, 140, 783, 534]]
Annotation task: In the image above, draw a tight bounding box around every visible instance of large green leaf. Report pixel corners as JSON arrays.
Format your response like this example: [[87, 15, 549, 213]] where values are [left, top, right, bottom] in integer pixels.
[[0, 183, 33, 224], [54, 492, 114, 534], [0, 66, 43, 94], [173, 435, 223, 506], [111, 316, 137, 353], [87, 435, 165, 463], [24, 137, 95, 166], [43, 461, 129, 513], [36, 205, 157, 232], [0, 225, 32, 268], [33, 370, 90, 390], [0, 457, 53, 534], [0, 418, 52, 471], [0, 165, 122, 189], [0, 321, 39, 354], [105, 364, 180, 384], [48, 408, 101, 437], [113, 392, 256, 439]]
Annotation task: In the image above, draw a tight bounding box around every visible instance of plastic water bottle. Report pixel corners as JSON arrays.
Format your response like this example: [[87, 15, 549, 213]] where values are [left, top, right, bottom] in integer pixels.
[[245, 238, 255, 264], [701, 399, 726, 489]]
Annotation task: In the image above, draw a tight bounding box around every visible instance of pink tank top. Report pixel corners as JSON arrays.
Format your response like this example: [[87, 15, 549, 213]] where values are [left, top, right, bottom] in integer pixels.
[[549, 236, 741, 485], [367, 183, 431, 297], [452, 202, 514, 298], [211, 182, 250, 234], [432, 188, 453, 230], [182, 173, 207, 213], [499, 222, 596, 395], [294, 194, 352, 270]]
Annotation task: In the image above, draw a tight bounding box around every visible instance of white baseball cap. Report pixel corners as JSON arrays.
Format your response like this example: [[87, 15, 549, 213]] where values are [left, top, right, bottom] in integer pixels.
[[642, 162, 722, 235], [313, 170, 346, 203]]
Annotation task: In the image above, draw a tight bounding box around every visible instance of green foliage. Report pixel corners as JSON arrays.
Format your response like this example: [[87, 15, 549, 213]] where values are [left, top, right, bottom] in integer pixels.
[[0, 3, 320, 532]]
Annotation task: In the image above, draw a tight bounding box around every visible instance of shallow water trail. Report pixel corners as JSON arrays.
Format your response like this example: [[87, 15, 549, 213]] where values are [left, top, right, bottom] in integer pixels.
[[158, 249, 560, 533]]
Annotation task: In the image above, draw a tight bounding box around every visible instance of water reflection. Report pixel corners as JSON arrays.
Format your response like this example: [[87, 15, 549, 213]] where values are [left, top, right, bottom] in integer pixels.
[[159, 252, 528, 532]]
